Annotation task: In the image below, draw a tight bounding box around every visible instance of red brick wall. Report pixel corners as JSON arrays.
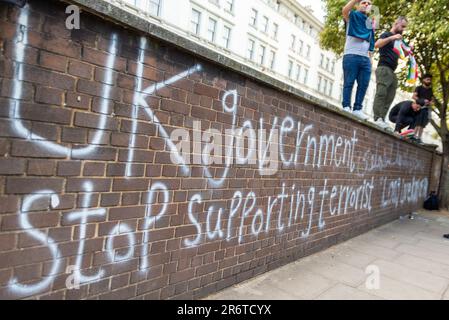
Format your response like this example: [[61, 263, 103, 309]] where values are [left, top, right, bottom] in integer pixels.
[[0, 0, 436, 299]]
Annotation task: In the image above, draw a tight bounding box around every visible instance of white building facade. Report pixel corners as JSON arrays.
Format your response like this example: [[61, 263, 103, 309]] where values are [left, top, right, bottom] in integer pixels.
[[105, 0, 440, 147]]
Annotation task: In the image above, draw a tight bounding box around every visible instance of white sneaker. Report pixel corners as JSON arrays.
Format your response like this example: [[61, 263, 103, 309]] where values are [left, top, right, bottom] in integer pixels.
[[352, 110, 369, 120], [374, 118, 390, 129], [342, 107, 351, 113]]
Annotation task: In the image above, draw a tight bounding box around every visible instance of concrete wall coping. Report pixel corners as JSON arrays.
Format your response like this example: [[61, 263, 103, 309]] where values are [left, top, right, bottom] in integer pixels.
[[61, 0, 440, 154]]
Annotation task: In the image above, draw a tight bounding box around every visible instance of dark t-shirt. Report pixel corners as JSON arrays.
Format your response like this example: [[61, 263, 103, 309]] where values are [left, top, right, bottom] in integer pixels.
[[389, 101, 419, 131], [414, 85, 433, 101], [378, 32, 399, 71]]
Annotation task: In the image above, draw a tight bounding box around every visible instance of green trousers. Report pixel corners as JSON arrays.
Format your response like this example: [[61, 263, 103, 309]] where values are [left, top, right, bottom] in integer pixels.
[[373, 66, 398, 121]]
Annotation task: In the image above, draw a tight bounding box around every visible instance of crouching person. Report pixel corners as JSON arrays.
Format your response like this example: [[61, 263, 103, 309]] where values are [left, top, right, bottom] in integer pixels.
[[388, 99, 426, 137]]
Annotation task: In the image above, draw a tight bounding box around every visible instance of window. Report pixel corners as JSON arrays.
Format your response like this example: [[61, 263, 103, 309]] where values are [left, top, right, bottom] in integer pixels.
[[303, 68, 309, 84], [320, 54, 324, 67], [222, 25, 231, 48], [247, 39, 255, 60], [295, 64, 302, 81], [317, 75, 322, 91], [148, 0, 161, 16], [290, 34, 296, 51], [191, 9, 201, 35], [207, 18, 217, 42], [328, 81, 334, 96], [250, 9, 258, 27], [224, 0, 234, 12], [272, 23, 278, 40], [323, 79, 328, 94], [309, 25, 313, 35], [298, 40, 303, 56], [269, 50, 276, 69], [325, 58, 330, 71], [258, 45, 266, 65], [331, 60, 335, 73], [262, 16, 269, 33], [288, 60, 294, 78], [306, 45, 311, 59]]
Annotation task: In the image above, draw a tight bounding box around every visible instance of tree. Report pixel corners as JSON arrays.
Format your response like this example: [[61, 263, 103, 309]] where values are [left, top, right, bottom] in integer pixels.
[[320, 0, 449, 207]]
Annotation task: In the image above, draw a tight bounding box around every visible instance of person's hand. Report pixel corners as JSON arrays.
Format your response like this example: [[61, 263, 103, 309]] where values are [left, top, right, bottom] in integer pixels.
[[391, 34, 402, 41], [425, 99, 430, 105]]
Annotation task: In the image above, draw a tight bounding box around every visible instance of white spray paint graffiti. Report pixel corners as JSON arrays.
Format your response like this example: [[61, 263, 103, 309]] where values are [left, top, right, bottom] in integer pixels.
[[3, 5, 432, 298], [126, 37, 147, 177], [9, 8, 117, 158], [8, 192, 62, 296], [66, 182, 106, 283]]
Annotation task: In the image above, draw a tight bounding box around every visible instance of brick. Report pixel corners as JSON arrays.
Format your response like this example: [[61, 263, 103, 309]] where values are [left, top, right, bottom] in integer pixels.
[[118, 150, 154, 163], [57, 161, 82, 176], [31, 122, 59, 141], [193, 83, 220, 99], [61, 127, 87, 144], [94, 67, 117, 85], [77, 79, 122, 101], [27, 159, 56, 176], [39, 51, 68, 72], [13, 264, 42, 283], [0, 195, 20, 213], [82, 46, 126, 72], [19, 65, 75, 91], [160, 99, 190, 115], [66, 92, 91, 110], [0, 233, 16, 251], [68, 60, 93, 79], [0, 158, 26, 175], [37, 36, 81, 59], [2, 211, 60, 231], [66, 178, 111, 192], [98, 285, 136, 300], [74, 112, 118, 130], [101, 193, 121, 207], [191, 106, 216, 121], [82, 162, 105, 176], [11, 140, 67, 159], [35, 87, 63, 105], [112, 178, 149, 191], [169, 269, 195, 285], [70, 146, 116, 161], [1, 79, 34, 101], [6, 177, 64, 194], [19, 102, 72, 125]]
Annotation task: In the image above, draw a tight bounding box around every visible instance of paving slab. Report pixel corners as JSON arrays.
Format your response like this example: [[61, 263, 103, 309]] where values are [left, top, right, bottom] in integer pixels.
[[316, 283, 383, 300], [206, 211, 449, 300], [357, 275, 441, 300], [370, 259, 449, 295]]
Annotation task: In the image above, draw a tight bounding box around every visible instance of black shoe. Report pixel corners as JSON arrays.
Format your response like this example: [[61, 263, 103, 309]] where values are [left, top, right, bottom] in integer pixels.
[[444, 234, 449, 239]]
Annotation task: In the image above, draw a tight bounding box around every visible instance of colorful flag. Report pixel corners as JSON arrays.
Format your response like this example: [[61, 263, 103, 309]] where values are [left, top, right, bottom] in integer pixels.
[[394, 40, 418, 85]]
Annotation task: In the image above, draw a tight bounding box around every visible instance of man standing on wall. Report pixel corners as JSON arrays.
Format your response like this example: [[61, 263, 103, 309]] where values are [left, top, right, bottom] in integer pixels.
[[412, 74, 434, 143], [341, 0, 375, 120], [372, 16, 408, 129]]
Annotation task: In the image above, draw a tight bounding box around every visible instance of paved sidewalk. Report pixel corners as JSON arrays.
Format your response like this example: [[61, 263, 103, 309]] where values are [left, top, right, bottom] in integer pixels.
[[206, 211, 449, 300]]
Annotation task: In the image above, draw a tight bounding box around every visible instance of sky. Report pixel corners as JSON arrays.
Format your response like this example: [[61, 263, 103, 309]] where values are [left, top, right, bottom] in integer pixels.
[[296, 0, 326, 23]]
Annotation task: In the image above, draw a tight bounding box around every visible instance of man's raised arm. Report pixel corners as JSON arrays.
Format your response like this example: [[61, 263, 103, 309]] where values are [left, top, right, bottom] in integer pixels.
[[342, 0, 360, 22]]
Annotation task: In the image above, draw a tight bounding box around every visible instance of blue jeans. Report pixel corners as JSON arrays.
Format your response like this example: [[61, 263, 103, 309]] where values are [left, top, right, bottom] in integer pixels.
[[342, 54, 372, 111]]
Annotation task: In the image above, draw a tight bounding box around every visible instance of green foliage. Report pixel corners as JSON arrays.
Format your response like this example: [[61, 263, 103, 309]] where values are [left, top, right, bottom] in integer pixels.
[[321, 0, 449, 138]]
